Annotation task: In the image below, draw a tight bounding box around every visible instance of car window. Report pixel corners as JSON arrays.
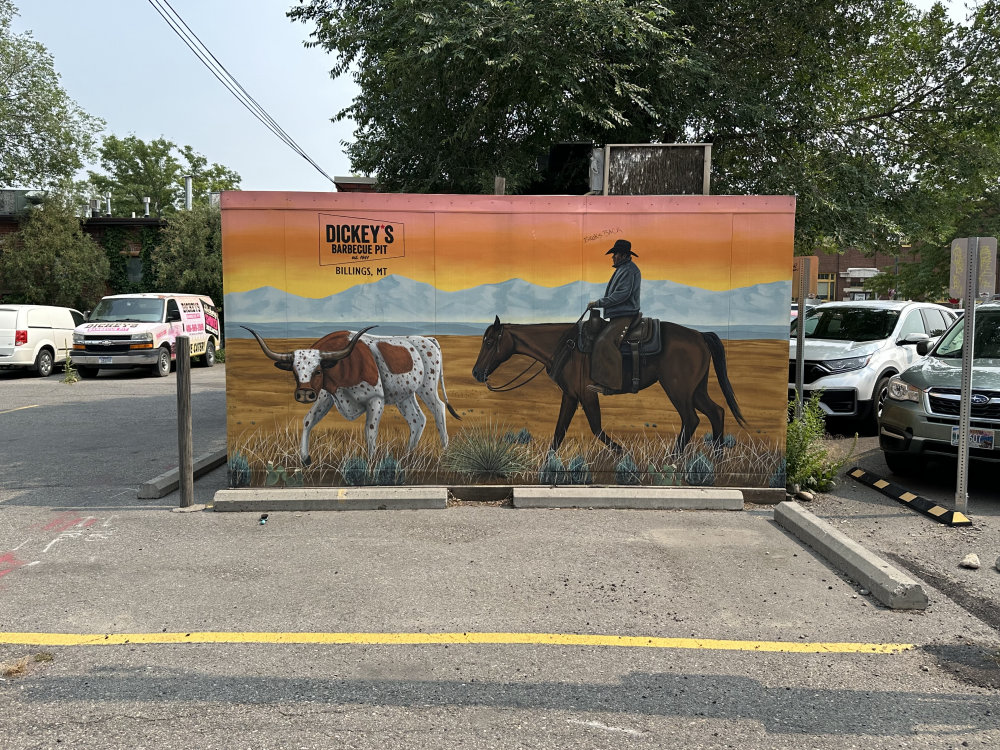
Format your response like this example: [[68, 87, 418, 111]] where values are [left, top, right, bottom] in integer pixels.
[[920, 308, 949, 336], [973, 311, 1000, 358], [934, 310, 1000, 358], [71, 310, 84, 326], [167, 299, 180, 321], [897, 310, 925, 339], [798, 307, 900, 341], [89, 297, 164, 323]]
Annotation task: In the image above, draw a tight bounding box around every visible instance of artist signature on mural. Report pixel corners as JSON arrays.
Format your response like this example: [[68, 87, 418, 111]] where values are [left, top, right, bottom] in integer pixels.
[[583, 227, 623, 243]]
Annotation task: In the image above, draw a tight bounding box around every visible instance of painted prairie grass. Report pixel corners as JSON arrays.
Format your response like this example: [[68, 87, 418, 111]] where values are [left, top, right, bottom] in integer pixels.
[[529, 430, 784, 487], [229, 420, 784, 488]]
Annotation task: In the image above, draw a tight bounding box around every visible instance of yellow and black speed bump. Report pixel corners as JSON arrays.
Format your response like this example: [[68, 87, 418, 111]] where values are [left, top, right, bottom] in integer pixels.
[[847, 467, 972, 526]]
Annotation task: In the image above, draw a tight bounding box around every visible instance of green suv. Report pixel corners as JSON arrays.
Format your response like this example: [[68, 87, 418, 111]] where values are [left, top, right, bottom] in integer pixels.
[[879, 301, 1000, 475]]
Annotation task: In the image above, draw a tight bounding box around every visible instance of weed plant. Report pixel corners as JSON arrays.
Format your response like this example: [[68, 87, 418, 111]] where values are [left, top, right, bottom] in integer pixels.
[[61, 352, 79, 384], [785, 394, 855, 491]]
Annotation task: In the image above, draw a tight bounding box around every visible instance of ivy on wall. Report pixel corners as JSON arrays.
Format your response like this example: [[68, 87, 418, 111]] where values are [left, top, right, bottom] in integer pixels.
[[99, 225, 162, 294]]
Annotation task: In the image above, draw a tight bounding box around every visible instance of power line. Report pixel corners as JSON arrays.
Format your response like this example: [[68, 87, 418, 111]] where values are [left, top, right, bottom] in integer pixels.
[[146, 0, 336, 185]]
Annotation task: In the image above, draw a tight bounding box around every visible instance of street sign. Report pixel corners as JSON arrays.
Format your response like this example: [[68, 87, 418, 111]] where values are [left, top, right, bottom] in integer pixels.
[[949, 237, 997, 299]]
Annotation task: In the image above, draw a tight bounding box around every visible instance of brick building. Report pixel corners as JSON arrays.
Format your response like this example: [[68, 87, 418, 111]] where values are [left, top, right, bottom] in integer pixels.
[[813, 247, 912, 302]]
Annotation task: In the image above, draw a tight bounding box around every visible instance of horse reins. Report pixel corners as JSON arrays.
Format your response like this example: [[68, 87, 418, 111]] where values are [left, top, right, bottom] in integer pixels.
[[486, 359, 546, 392]]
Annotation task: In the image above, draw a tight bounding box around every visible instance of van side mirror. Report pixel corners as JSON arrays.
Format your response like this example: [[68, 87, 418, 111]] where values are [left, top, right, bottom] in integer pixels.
[[83, 310, 90, 321], [166, 309, 181, 322]]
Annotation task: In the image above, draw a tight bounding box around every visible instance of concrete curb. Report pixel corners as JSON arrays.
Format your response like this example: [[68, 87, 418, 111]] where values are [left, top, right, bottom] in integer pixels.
[[212, 487, 448, 512], [137, 449, 228, 499], [773, 501, 928, 610], [513, 487, 743, 510]]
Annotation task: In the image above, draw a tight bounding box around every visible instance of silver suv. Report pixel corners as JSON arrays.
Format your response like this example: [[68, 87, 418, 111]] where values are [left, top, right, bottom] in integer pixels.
[[879, 301, 1000, 475], [789, 300, 957, 430]]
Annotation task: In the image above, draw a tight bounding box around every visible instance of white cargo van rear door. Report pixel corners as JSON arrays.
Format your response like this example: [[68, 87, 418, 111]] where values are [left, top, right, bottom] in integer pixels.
[[0, 308, 19, 357]]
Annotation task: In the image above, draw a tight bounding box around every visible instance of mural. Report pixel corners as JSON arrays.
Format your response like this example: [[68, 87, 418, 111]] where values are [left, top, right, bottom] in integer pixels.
[[222, 193, 794, 489]]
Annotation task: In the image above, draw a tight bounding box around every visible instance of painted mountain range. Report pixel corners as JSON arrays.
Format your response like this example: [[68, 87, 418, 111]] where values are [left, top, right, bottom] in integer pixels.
[[226, 275, 790, 338]]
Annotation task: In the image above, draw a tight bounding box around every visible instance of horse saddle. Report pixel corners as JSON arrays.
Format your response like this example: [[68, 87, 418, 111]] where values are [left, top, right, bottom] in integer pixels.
[[620, 316, 662, 356]]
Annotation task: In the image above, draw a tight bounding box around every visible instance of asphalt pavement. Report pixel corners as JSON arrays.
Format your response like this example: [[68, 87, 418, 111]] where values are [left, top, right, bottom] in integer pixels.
[[1, 366, 998, 750]]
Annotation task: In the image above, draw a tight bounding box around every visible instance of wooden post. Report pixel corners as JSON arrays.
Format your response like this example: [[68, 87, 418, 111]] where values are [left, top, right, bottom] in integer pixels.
[[176, 336, 194, 507], [494, 176, 506, 195]]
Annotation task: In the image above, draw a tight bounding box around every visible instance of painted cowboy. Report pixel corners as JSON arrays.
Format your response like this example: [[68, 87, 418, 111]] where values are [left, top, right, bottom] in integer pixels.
[[586, 238, 641, 393]]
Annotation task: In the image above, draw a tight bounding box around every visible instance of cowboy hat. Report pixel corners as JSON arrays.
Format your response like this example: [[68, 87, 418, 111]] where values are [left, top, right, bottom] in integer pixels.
[[605, 239, 637, 256]]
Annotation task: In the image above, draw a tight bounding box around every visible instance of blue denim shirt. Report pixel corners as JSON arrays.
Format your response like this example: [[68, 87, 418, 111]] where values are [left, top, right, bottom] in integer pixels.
[[595, 260, 641, 317]]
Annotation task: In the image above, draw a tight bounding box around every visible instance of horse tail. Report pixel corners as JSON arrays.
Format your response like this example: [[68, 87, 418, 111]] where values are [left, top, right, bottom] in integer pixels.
[[429, 337, 462, 421], [701, 331, 747, 428]]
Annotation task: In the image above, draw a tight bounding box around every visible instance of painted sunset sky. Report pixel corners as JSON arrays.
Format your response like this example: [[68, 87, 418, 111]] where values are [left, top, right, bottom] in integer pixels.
[[221, 192, 795, 299]]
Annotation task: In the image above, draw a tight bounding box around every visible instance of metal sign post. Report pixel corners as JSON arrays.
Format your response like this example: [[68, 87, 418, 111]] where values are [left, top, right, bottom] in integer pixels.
[[949, 237, 998, 514], [794, 257, 811, 419]]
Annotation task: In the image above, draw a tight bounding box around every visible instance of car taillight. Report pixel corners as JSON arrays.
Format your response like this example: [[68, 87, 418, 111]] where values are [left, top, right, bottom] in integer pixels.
[[14, 329, 27, 346]]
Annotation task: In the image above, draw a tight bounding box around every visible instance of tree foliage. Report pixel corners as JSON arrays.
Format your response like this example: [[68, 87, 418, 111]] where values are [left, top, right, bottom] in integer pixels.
[[153, 204, 223, 308], [867, 189, 1000, 300], [290, 0, 1000, 256], [0, 0, 103, 187], [88, 135, 241, 217], [0, 192, 109, 308]]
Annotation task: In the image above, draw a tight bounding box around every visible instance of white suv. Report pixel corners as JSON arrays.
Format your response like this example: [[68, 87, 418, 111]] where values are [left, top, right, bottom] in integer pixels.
[[789, 300, 957, 430]]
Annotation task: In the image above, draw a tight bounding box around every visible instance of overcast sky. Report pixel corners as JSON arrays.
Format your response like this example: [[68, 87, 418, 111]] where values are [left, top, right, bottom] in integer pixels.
[[12, 1, 970, 194]]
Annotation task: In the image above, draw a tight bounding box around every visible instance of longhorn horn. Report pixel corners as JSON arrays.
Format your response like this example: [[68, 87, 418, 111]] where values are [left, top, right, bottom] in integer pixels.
[[319, 326, 377, 363], [242, 326, 292, 363]]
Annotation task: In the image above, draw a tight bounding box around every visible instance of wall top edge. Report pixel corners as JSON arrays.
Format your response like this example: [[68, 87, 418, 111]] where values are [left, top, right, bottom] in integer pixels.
[[220, 191, 796, 214]]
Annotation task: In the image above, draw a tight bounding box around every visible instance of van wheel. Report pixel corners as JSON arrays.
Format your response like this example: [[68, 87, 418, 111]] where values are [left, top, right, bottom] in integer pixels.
[[200, 339, 216, 367], [34, 349, 54, 377], [152, 347, 172, 377], [77, 366, 98, 379]]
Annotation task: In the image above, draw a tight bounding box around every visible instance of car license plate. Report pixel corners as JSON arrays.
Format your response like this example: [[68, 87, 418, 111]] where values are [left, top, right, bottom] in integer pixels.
[[951, 427, 995, 450], [98, 356, 112, 365]]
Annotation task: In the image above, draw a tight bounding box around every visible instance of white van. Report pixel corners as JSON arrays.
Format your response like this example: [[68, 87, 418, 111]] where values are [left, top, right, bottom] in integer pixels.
[[0, 305, 85, 377], [72, 293, 221, 378]]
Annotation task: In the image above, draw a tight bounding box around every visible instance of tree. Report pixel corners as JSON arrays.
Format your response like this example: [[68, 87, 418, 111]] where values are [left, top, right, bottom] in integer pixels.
[[290, 0, 1000, 255], [0, 192, 109, 308], [867, 190, 1000, 300], [290, 0, 694, 194], [153, 204, 223, 308], [88, 135, 241, 217], [0, 1, 103, 187]]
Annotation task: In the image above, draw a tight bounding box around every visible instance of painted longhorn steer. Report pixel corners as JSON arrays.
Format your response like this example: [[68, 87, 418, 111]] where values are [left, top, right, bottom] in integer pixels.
[[243, 326, 461, 464]]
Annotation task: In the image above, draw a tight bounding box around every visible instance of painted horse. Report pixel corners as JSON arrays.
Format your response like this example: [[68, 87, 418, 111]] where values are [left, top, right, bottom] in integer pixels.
[[472, 316, 746, 453]]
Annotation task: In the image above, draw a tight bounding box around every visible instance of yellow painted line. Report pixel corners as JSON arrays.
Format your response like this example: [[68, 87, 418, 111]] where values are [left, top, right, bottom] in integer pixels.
[[0, 631, 914, 654], [0, 405, 39, 415]]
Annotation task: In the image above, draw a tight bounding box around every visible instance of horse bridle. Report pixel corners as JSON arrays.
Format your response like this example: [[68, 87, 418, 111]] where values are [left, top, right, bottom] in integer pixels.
[[484, 323, 546, 392]]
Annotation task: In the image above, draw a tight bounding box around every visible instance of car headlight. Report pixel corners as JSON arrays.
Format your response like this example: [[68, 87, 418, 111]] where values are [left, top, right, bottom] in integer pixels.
[[887, 376, 922, 402], [130, 332, 153, 342], [72, 332, 84, 344], [823, 355, 871, 373]]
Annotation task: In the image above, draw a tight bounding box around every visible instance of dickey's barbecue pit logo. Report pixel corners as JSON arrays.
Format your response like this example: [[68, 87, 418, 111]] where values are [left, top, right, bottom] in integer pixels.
[[319, 213, 405, 274]]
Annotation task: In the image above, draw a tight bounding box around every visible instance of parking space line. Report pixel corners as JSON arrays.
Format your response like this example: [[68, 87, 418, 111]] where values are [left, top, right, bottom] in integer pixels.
[[0, 405, 39, 415], [0, 631, 914, 654]]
